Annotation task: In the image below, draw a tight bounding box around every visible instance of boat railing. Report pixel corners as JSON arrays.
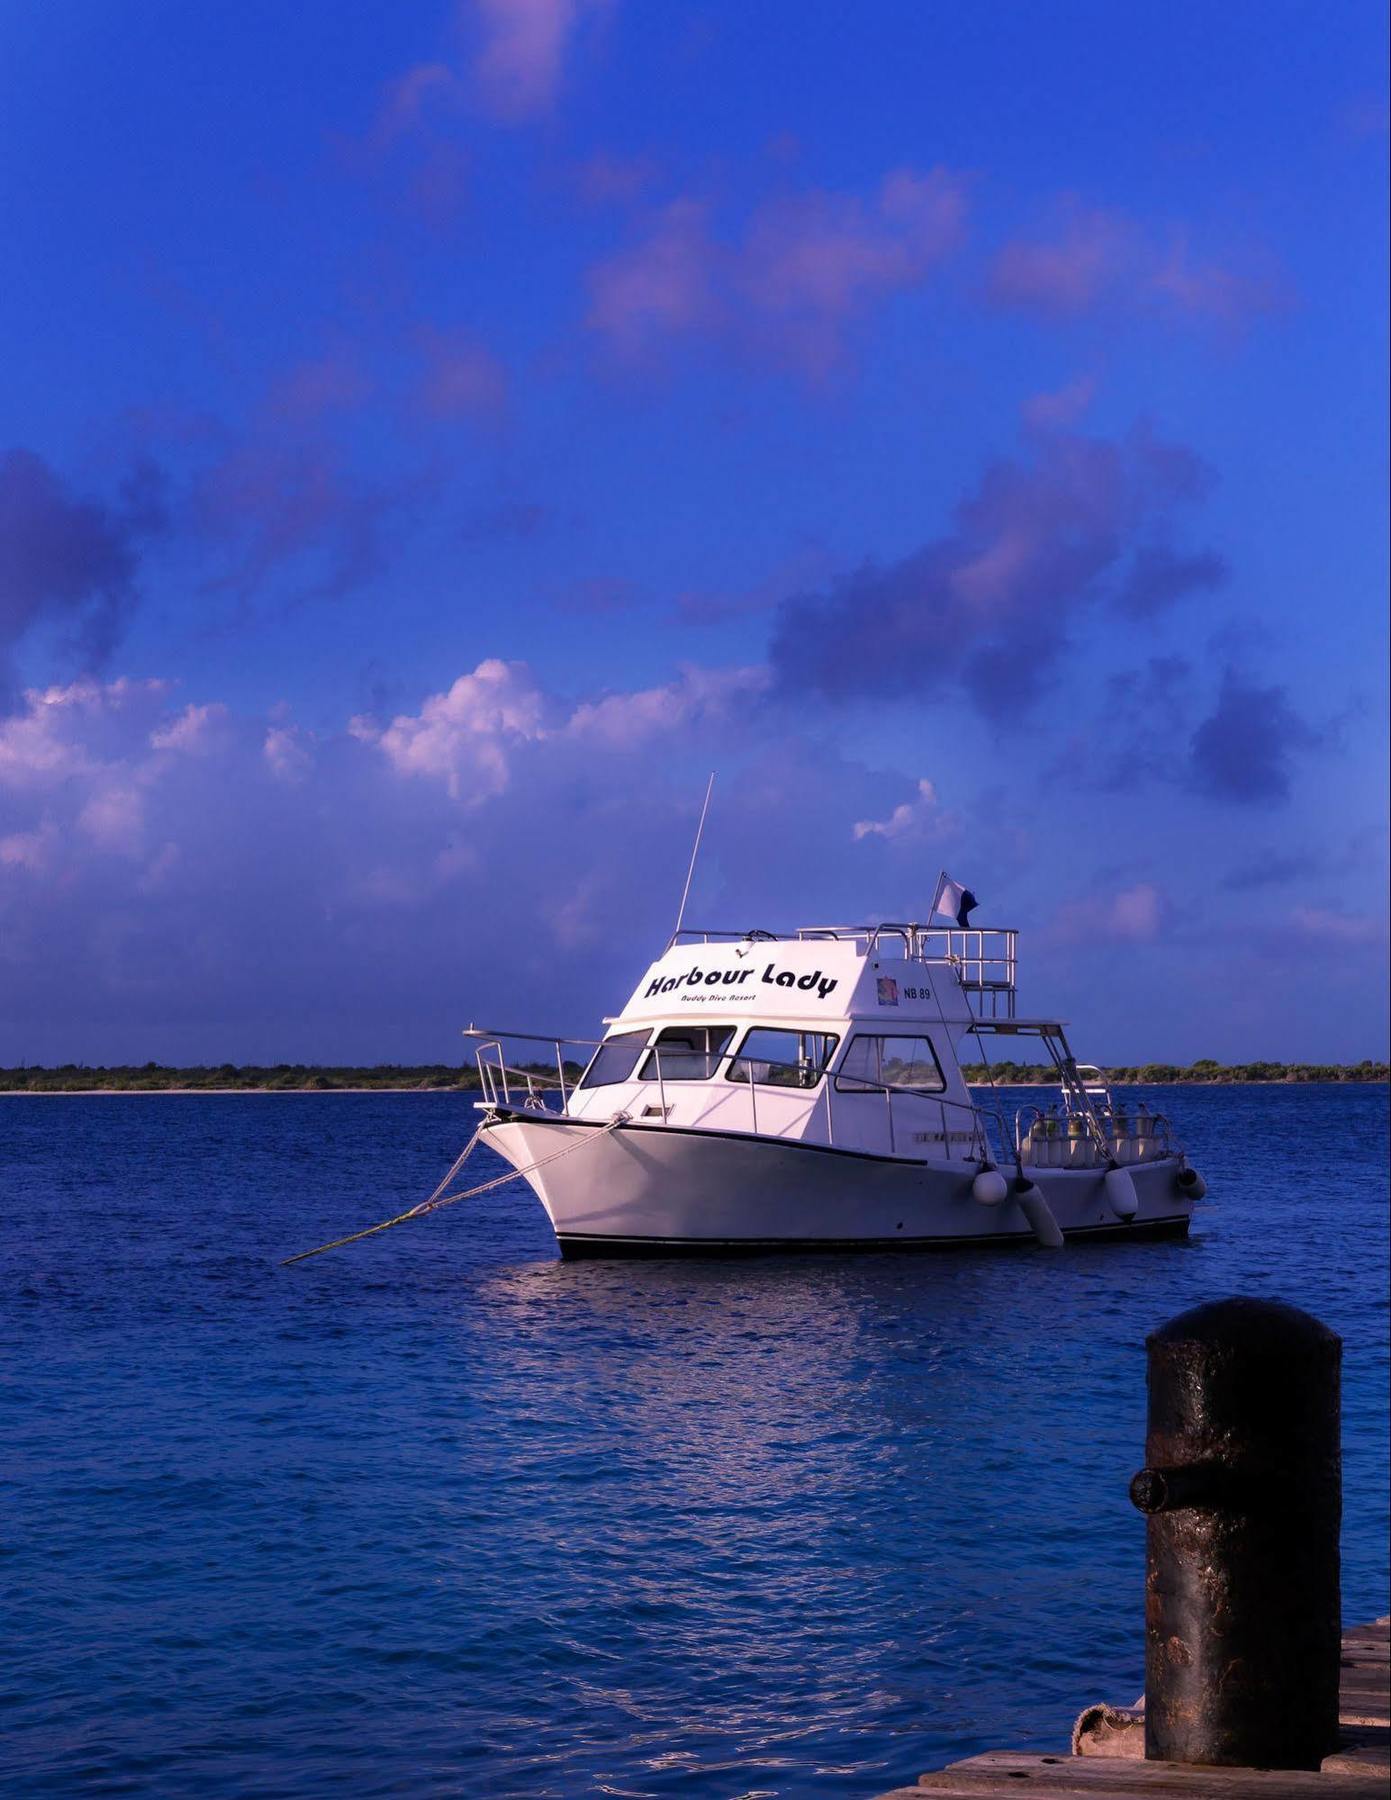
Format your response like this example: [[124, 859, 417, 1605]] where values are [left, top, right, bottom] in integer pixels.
[[666, 923, 1018, 1017], [473, 1025, 1007, 1164], [643, 1042, 1012, 1164], [466, 1027, 600, 1111], [470, 1025, 1021, 1164]]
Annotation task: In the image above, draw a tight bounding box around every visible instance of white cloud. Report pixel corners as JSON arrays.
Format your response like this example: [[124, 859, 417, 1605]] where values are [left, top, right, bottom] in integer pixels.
[[565, 663, 767, 748], [0, 678, 171, 791], [150, 702, 229, 754], [264, 724, 313, 782], [78, 784, 146, 855], [0, 822, 60, 874], [1291, 905, 1386, 946], [358, 657, 549, 800], [852, 778, 955, 842]]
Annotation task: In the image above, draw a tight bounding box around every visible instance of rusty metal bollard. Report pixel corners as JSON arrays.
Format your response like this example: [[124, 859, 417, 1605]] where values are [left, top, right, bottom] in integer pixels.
[[1129, 1296, 1342, 1769]]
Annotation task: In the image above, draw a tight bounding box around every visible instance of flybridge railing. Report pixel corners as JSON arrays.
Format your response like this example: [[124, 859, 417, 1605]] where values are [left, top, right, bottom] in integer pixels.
[[668, 922, 1018, 1018]]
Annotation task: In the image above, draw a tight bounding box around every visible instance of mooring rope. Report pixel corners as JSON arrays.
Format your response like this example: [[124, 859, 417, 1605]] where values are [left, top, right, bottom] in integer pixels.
[[281, 1115, 625, 1266]]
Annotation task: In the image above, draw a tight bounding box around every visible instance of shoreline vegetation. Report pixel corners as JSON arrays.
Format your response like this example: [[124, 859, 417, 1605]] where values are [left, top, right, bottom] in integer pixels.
[[1, 1059, 1387, 1094]]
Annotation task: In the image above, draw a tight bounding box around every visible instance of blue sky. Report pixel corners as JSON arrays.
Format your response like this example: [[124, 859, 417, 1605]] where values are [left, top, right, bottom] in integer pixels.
[[1, 0, 1386, 1065]]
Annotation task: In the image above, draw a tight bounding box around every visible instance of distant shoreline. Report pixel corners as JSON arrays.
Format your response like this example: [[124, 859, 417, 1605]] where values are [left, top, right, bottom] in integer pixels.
[[2, 1059, 1386, 1096], [3, 1081, 1387, 1097]]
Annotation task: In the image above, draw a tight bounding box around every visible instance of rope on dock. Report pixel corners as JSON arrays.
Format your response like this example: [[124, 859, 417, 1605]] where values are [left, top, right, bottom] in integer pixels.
[[280, 1115, 624, 1265]]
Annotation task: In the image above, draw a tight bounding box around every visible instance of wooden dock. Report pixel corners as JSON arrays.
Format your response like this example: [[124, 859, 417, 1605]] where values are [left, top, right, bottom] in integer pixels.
[[876, 1617, 1388, 1799]]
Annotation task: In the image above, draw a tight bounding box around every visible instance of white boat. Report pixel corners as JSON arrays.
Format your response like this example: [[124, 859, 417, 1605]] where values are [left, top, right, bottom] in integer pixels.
[[465, 911, 1206, 1258]]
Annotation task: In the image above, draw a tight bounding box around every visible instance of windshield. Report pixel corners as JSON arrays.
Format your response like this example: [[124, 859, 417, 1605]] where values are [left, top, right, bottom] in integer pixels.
[[726, 1028, 838, 1089], [835, 1034, 945, 1094], [578, 1029, 649, 1089], [640, 1025, 734, 1082]]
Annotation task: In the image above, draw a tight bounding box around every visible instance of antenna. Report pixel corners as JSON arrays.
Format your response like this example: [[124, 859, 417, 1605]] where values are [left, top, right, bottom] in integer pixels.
[[673, 772, 716, 937]]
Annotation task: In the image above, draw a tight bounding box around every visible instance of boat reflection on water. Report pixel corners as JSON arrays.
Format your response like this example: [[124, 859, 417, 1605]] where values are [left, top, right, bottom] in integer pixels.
[[427, 1230, 1199, 1791]]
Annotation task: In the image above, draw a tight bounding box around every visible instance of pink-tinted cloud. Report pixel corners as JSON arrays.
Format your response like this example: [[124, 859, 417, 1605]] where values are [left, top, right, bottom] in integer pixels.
[[407, 140, 473, 228], [567, 149, 659, 208], [344, 64, 472, 227], [77, 783, 146, 856], [585, 165, 969, 375], [0, 662, 932, 1059], [415, 327, 509, 420], [0, 668, 1379, 1064], [0, 662, 754, 1055], [1116, 544, 1227, 618], [586, 199, 721, 354], [1149, 234, 1289, 328], [1049, 881, 1166, 945], [550, 576, 641, 617], [1336, 92, 1390, 141], [149, 701, 230, 755], [1188, 667, 1322, 804], [672, 544, 839, 628], [1063, 656, 1327, 810], [370, 62, 465, 149], [988, 199, 1287, 332], [263, 723, 313, 782], [265, 354, 373, 425], [988, 204, 1130, 317], [470, 0, 609, 121], [191, 441, 409, 602], [1290, 905, 1387, 947], [0, 677, 168, 788], [1021, 374, 1097, 431], [770, 421, 1223, 716], [0, 821, 59, 874], [736, 167, 966, 354], [0, 450, 167, 700], [565, 662, 767, 749]]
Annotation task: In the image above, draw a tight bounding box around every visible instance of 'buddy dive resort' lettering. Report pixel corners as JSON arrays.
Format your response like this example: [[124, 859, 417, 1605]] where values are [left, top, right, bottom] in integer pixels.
[[646, 964, 838, 1002]]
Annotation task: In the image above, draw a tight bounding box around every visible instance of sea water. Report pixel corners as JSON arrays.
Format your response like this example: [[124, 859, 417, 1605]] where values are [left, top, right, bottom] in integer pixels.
[[3, 1084, 1387, 1796]]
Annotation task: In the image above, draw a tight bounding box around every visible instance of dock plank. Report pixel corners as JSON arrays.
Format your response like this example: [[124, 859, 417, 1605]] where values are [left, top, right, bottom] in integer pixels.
[[909, 1751, 1386, 1795], [878, 1621, 1389, 1799]]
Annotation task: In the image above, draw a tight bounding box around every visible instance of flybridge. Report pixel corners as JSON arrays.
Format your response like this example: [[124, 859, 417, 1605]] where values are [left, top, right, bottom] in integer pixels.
[[616, 926, 1006, 1026], [661, 921, 1020, 1021]]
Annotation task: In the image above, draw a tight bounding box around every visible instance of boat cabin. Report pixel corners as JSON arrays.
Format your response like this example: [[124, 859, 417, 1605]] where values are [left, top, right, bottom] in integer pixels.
[[475, 922, 1067, 1165]]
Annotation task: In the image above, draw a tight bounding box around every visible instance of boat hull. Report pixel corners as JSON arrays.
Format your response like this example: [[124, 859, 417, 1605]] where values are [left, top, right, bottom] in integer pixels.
[[481, 1112, 1194, 1258]]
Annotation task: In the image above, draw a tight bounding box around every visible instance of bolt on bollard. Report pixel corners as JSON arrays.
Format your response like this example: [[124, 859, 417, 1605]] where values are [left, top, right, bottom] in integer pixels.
[[1130, 1296, 1342, 1770]]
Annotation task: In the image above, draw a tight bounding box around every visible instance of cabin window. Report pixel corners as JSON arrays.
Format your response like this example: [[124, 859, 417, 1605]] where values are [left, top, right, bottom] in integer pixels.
[[640, 1025, 734, 1082], [578, 1029, 650, 1088], [834, 1034, 946, 1095], [726, 1028, 839, 1089]]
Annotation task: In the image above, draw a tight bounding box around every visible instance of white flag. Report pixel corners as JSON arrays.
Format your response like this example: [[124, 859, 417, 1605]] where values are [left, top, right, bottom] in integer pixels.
[[931, 872, 979, 927]]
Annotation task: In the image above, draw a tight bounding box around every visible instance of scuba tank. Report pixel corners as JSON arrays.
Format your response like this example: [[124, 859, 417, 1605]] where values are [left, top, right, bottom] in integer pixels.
[[1112, 1102, 1131, 1165]]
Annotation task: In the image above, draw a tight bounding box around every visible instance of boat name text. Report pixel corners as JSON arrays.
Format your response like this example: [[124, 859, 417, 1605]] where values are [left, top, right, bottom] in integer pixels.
[[646, 963, 839, 1001]]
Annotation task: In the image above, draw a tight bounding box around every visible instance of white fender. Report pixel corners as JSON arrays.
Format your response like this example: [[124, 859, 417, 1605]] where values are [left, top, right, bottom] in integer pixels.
[[971, 1168, 1009, 1206], [1175, 1165, 1207, 1202], [1011, 1176, 1064, 1248], [1104, 1164, 1139, 1221]]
